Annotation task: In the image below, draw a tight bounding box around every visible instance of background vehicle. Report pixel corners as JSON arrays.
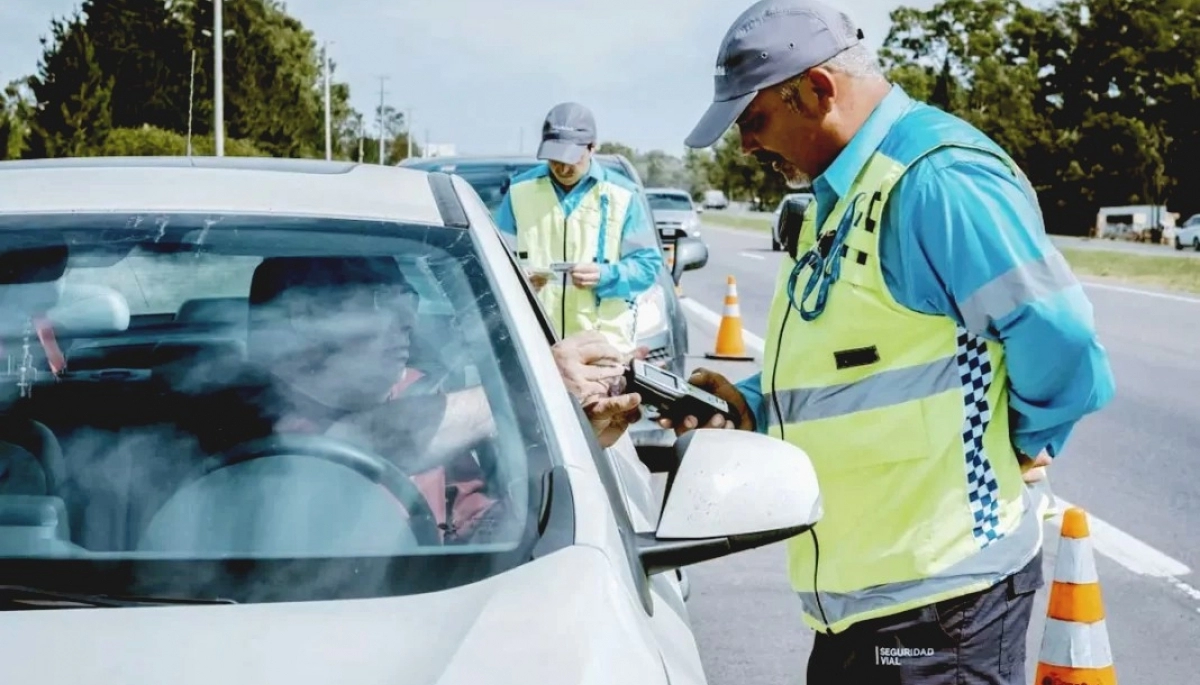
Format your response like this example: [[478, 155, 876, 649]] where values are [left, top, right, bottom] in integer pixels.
[[1094, 204, 1174, 243], [645, 187, 703, 241], [0, 156, 821, 685], [700, 189, 728, 210], [1174, 213, 1200, 251], [771, 192, 814, 252], [399, 154, 696, 380]]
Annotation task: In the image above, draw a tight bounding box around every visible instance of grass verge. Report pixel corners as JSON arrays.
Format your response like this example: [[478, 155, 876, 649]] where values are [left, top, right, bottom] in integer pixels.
[[701, 212, 772, 232], [1061, 249, 1200, 295], [698, 215, 1200, 294]]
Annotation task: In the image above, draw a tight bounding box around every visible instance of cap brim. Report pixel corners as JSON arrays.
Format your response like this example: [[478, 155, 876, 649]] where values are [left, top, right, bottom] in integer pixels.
[[536, 139, 588, 164], [684, 92, 757, 149]]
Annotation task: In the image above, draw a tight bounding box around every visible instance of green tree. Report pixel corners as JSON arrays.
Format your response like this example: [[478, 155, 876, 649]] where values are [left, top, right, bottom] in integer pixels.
[[25, 12, 114, 158]]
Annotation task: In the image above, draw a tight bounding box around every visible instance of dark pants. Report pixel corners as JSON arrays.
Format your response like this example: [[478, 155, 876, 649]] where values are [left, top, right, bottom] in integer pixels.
[[806, 551, 1043, 684]]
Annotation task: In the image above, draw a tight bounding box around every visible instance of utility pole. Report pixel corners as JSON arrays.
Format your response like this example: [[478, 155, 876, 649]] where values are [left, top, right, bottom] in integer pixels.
[[376, 76, 389, 165], [213, 0, 225, 156], [322, 41, 333, 160]]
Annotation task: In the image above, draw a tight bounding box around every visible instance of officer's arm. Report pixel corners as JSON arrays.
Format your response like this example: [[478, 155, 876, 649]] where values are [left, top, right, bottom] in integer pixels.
[[734, 372, 769, 434], [883, 150, 1116, 460], [493, 188, 518, 237], [595, 196, 665, 300]]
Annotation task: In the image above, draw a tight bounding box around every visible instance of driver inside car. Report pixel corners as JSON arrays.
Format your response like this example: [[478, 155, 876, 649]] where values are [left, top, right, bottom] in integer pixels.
[[199, 256, 507, 545]]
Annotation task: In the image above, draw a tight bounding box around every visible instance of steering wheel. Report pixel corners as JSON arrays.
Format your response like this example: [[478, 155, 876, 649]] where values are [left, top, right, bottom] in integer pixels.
[[186, 434, 441, 547]]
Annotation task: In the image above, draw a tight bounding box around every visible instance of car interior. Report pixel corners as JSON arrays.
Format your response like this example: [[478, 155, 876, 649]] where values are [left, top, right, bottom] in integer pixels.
[[0, 221, 537, 563]]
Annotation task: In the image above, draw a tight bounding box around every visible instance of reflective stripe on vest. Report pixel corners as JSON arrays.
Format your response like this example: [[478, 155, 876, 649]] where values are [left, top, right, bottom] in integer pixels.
[[510, 175, 637, 353], [762, 105, 1043, 634]]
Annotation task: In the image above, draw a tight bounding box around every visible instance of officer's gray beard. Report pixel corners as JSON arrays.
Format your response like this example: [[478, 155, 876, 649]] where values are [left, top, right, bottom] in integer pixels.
[[756, 150, 811, 189], [773, 159, 811, 189]]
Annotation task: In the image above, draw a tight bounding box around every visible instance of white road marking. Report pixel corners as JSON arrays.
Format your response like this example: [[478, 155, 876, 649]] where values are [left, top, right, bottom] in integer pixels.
[[739, 252, 766, 261], [1082, 281, 1200, 304], [681, 298, 767, 353], [682, 296, 1200, 611]]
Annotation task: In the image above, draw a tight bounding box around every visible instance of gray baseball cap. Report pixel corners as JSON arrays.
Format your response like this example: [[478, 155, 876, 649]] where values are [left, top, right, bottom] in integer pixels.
[[537, 102, 597, 164], [685, 0, 864, 149]]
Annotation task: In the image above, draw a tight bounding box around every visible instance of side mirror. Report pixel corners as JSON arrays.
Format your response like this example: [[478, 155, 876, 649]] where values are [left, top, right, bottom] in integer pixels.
[[637, 429, 823, 576], [670, 236, 708, 283]]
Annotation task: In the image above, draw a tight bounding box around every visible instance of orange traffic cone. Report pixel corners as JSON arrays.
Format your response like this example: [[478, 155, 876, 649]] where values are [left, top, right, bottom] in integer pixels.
[[1035, 507, 1118, 685], [705, 275, 755, 362]]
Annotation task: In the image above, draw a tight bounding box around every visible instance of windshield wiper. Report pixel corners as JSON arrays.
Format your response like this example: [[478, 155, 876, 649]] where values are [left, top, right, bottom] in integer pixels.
[[0, 585, 237, 609]]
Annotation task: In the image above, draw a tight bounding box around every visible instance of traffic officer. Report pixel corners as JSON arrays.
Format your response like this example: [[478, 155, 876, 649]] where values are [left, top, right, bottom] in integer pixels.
[[495, 102, 663, 354], [667, 1, 1117, 682]]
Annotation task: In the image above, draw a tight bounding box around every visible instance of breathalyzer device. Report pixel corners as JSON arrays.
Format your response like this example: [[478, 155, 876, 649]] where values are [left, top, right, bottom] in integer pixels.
[[624, 359, 733, 425]]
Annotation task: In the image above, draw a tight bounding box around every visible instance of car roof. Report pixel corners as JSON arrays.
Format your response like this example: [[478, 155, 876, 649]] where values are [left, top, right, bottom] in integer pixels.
[[0, 156, 459, 226], [645, 187, 690, 196], [401, 153, 640, 184]]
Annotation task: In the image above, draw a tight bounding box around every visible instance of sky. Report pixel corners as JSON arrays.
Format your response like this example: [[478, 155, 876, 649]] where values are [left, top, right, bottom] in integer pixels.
[[0, 0, 934, 157]]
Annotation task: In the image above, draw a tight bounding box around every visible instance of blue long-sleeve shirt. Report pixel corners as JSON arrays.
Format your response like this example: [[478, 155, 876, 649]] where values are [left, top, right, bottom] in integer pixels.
[[494, 160, 663, 301], [737, 86, 1116, 461]]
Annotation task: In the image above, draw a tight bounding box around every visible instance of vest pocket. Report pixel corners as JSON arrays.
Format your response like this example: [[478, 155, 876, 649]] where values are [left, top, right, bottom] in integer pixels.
[[791, 399, 934, 475]]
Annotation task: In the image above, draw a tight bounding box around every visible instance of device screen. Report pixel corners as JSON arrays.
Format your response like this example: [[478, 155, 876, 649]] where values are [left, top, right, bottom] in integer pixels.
[[640, 362, 684, 392]]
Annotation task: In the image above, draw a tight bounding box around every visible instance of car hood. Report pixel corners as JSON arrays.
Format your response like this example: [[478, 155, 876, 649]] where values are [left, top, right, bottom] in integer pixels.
[[0, 547, 668, 685], [651, 209, 696, 224]]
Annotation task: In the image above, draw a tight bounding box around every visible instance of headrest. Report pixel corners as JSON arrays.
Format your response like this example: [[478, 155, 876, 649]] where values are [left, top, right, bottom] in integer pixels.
[[0, 243, 68, 286], [176, 297, 248, 327], [45, 283, 131, 337], [249, 257, 414, 307]]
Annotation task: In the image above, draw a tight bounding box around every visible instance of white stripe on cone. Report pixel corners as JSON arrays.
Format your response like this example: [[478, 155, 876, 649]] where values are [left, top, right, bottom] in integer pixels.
[[1039, 618, 1115, 669], [1055, 535, 1100, 585], [723, 303, 741, 317]]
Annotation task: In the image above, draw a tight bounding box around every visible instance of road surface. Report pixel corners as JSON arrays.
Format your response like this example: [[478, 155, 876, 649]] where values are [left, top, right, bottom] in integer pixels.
[[701, 208, 1200, 259], [675, 222, 1200, 684]]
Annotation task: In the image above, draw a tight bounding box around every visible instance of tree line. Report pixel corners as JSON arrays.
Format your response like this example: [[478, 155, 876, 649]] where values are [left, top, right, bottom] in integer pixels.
[[2, 0, 1195, 235], [0, 0, 417, 163], [608, 0, 1198, 236]]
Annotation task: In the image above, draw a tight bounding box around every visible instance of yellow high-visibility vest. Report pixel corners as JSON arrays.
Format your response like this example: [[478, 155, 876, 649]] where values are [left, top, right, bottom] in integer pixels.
[[509, 172, 638, 353], [763, 103, 1043, 633]]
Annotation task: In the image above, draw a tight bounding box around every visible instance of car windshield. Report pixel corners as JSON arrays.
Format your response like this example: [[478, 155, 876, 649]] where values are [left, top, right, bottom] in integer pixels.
[[647, 194, 694, 212], [0, 212, 557, 605]]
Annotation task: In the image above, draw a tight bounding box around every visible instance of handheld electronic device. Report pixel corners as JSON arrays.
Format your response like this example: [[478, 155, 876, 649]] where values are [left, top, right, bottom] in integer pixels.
[[624, 359, 734, 426]]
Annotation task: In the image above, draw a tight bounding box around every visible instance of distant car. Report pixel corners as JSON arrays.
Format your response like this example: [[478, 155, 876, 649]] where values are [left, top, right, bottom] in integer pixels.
[[700, 189, 728, 210], [399, 154, 697, 381], [645, 187, 703, 241], [1174, 213, 1200, 251], [771, 192, 815, 252], [0, 155, 821, 685]]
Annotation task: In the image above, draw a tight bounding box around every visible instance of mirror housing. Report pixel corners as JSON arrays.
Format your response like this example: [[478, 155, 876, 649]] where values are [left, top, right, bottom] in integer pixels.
[[670, 236, 708, 283], [637, 429, 823, 576]]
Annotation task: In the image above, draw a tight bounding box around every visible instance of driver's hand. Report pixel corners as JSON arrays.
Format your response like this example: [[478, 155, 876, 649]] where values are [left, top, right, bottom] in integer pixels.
[[552, 331, 630, 404], [657, 367, 755, 435], [584, 392, 642, 449]]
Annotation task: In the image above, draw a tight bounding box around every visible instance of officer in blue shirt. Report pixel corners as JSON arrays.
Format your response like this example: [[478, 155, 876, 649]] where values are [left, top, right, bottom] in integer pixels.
[[494, 103, 663, 353], [664, 0, 1116, 682]]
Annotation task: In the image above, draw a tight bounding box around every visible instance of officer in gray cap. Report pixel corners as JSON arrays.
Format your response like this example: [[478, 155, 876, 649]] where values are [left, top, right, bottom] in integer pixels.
[[665, 0, 1115, 682], [495, 102, 662, 355]]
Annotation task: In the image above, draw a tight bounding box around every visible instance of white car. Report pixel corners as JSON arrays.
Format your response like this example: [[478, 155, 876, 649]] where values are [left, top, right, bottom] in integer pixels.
[[0, 156, 822, 685], [645, 187, 703, 240], [1174, 213, 1200, 251]]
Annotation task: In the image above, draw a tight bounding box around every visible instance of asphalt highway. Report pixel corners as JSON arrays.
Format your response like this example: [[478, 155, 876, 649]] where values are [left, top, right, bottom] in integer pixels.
[[675, 221, 1200, 684]]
